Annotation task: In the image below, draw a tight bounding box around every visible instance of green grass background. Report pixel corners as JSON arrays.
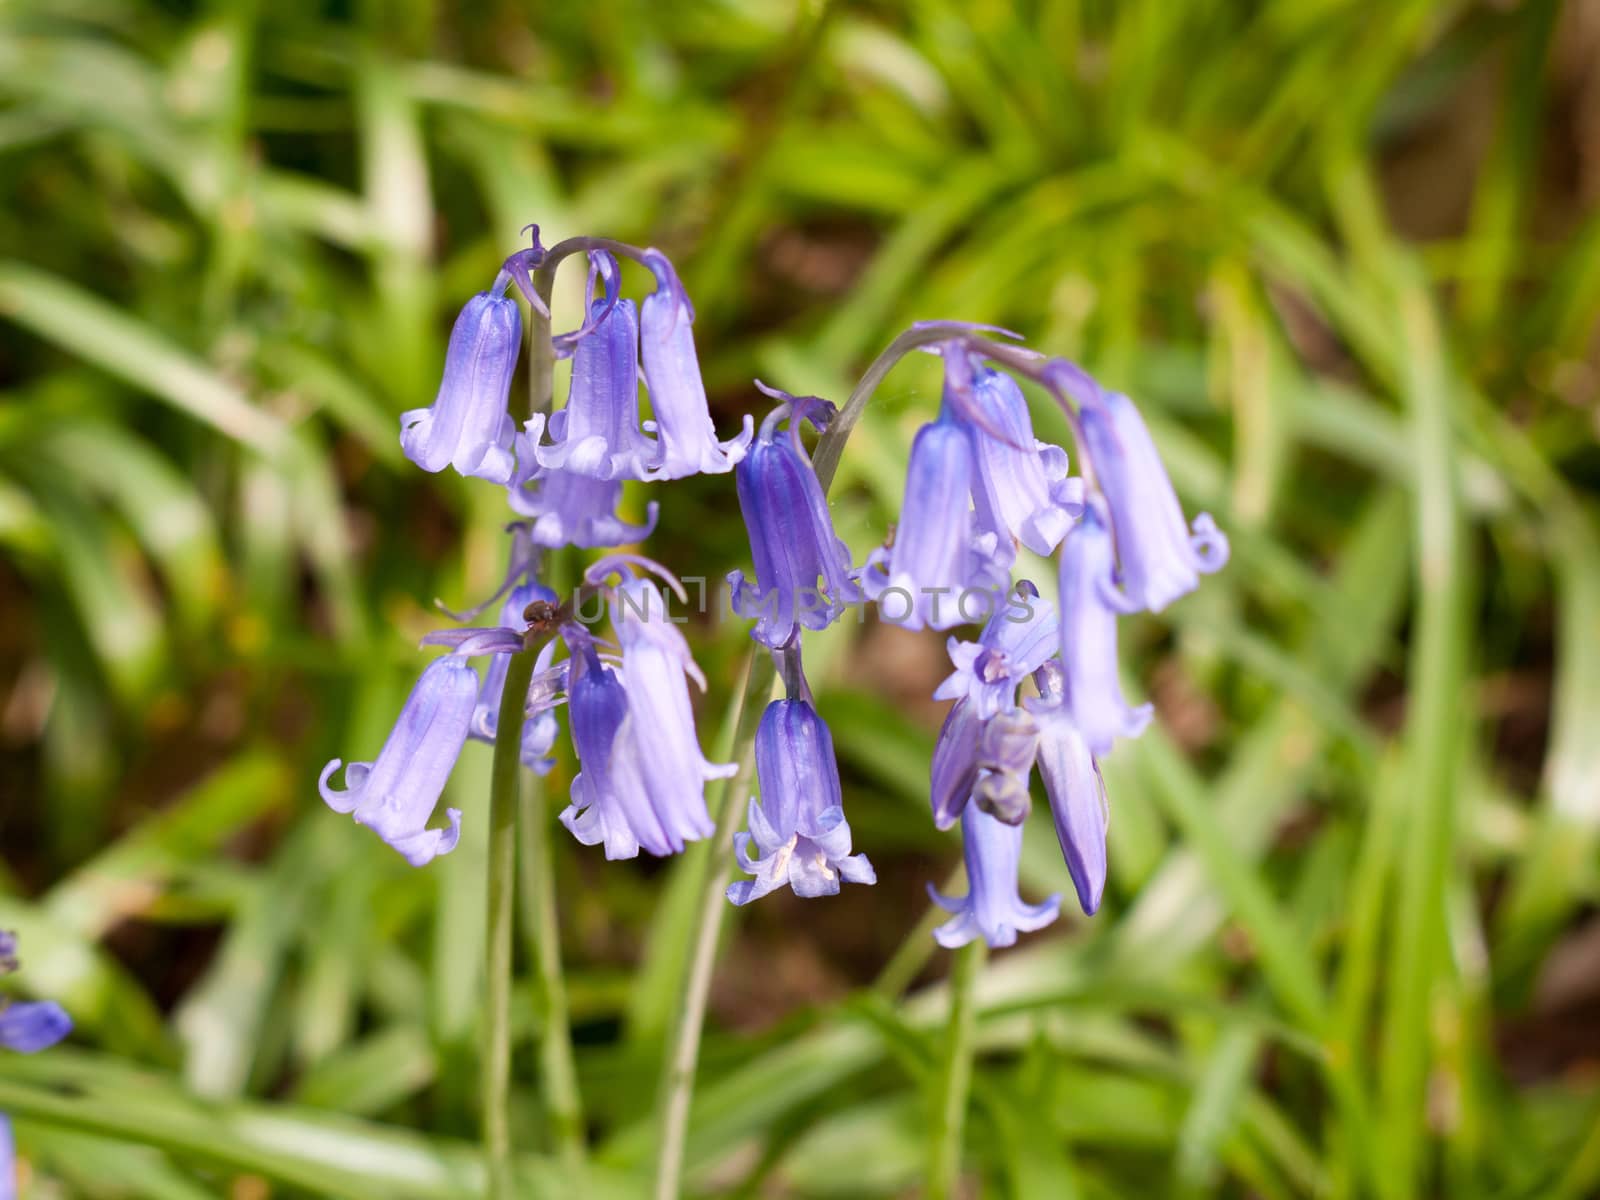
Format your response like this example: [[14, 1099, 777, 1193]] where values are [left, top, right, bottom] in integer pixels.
[[1, 0, 1598, 1195]]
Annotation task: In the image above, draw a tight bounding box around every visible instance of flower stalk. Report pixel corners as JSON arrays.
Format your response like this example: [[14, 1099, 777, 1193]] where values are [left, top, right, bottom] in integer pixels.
[[517, 774, 586, 1170], [928, 939, 984, 1200], [653, 651, 774, 1200], [483, 645, 539, 1199], [651, 326, 950, 1196]]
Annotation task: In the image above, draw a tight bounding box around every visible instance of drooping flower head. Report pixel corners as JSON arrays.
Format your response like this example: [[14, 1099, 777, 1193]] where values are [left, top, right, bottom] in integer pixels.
[[728, 385, 864, 648], [970, 707, 1040, 826], [727, 692, 876, 905], [1055, 504, 1152, 757], [400, 291, 520, 485], [531, 252, 658, 480], [934, 582, 1060, 720], [559, 622, 659, 860], [967, 365, 1078, 555], [637, 250, 753, 478], [861, 349, 1015, 631], [560, 563, 734, 858], [509, 428, 659, 549], [1072, 383, 1228, 613], [0, 931, 72, 1056], [929, 805, 1060, 949], [1028, 666, 1109, 916], [319, 656, 478, 866]]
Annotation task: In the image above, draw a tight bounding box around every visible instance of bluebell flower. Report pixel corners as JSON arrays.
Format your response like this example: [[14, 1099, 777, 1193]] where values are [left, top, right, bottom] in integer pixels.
[[1076, 387, 1228, 613], [971, 708, 1040, 825], [862, 348, 1015, 631], [929, 805, 1060, 949], [0, 932, 72, 1058], [559, 624, 661, 860], [967, 366, 1077, 555], [608, 578, 735, 844], [929, 697, 982, 831], [532, 289, 657, 480], [861, 410, 1010, 631], [0, 1000, 72, 1054], [727, 386, 864, 648], [467, 583, 561, 772], [1056, 505, 1152, 757], [934, 583, 1059, 720], [727, 698, 875, 904], [509, 424, 659, 548], [1029, 681, 1109, 915], [401, 292, 520, 485], [637, 251, 753, 478], [319, 656, 478, 866], [560, 578, 734, 857]]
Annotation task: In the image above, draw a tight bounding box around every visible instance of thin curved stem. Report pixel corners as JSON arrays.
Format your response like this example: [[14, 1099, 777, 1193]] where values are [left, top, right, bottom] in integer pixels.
[[483, 647, 539, 1199], [652, 651, 775, 1200], [517, 775, 586, 1170], [927, 939, 984, 1200], [811, 321, 994, 490], [650, 322, 975, 1199]]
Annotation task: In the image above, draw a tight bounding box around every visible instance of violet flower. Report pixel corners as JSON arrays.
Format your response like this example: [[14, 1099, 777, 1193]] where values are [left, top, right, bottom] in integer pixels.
[[532, 291, 657, 480], [1076, 387, 1228, 613], [0, 932, 72, 1057], [971, 707, 1040, 826], [967, 366, 1077, 555], [400, 292, 519, 485], [861, 407, 1009, 631], [510, 423, 659, 549], [608, 578, 735, 847], [1029, 677, 1109, 916], [559, 624, 661, 860], [929, 805, 1060, 949], [727, 387, 864, 648], [929, 697, 982, 831], [637, 251, 753, 478], [934, 583, 1060, 720], [1056, 505, 1152, 757], [560, 578, 733, 857], [319, 656, 477, 866], [727, 698, 875, 904]]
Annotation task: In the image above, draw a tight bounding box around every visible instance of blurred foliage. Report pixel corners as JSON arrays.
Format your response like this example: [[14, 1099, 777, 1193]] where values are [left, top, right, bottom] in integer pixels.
[[1, 0, 1598, 1196]]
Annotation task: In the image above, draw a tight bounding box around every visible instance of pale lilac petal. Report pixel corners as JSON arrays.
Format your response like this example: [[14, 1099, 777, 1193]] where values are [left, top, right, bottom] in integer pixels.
[[401, 293, 519, 484], [931, 805, 1060, 949], [318, 657, 478, 866]]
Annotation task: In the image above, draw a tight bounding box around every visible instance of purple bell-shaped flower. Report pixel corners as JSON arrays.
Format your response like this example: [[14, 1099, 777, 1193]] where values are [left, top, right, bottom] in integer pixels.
[[727, 386, 864, 648], [1056, 505, 1152, 756], [727, 696, 876, 904], [319, 656, 478, 866], [401, 292, 520, 485], [1076, 387, 1228, 613], [929, 805, 1060, 949], [637, 251, 753, 478]]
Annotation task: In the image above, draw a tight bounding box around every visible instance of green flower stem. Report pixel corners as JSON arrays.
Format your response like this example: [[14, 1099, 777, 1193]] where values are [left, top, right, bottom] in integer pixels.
[[483, 646, 539, 1199], [650, 325, 970, 1199], [517, 774, 586, 1169], [653, 651, 776, 1200], [927, 939, 984, 1200]]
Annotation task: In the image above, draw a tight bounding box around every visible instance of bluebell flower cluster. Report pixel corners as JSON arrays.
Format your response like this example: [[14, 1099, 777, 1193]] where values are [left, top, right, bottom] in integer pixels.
[[321, 230, 738, 867], [320, 224, 1228, 963], [2, 931, 73, 1190], [860, 345, 1080, 631], [897, 339, 1227, 945], [724, 387, 875, 905]]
